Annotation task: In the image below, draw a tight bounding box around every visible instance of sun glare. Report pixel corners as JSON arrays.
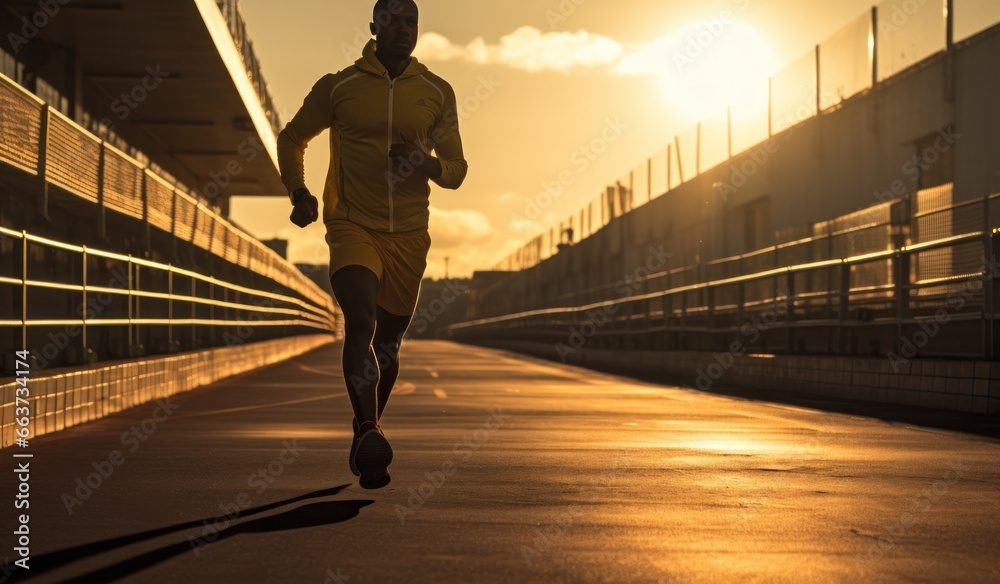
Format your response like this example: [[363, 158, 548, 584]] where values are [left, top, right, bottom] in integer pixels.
[[646, 20, 777, 122]]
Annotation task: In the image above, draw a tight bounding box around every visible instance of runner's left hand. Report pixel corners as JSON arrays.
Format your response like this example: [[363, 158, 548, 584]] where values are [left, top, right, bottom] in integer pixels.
[[389, 137, 441, 179]]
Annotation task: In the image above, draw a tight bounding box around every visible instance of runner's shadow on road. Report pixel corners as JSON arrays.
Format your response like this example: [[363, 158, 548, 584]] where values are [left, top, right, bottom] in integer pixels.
[[63, 499, 374, 583], [3, 485, 370, 582]]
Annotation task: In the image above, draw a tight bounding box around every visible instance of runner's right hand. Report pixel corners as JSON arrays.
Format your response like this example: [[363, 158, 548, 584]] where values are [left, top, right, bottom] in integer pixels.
[[289, 188, 319, 228]]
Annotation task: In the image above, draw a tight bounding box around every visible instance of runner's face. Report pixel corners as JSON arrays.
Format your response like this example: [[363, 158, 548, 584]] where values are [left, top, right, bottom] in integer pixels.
[[373, 3, 419, 59]]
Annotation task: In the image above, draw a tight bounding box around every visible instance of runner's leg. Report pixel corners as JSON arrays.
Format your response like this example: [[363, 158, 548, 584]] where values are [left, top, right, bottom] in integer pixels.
[[373, 306, 413, 419], [331, 265, 380, 426]]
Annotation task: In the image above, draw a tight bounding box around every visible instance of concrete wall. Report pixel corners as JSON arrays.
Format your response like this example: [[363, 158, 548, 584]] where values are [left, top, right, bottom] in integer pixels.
[[0, 334, 335, 448]]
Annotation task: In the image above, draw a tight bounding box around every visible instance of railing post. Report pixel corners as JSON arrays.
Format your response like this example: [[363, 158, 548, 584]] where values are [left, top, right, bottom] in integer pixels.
[[989, 231, 999, 360], [706, 285, 715, 345], [167, 265, 174, 353], [135, 260, 141, 355], [785, 272, 796, 354], [21, 231, 28, 350], [737, 281, 746, 336], [837, 262, 851, 354], [127, 255, 133, 356], [37, 105, 50, 221], [97, 142, 107, 241], [191, 278, 197, 349], [209, 278, 215, 347], [894, 251, 911, 356], [945, 0, 955, 102], [81, 245, 88, 362], [680, 288, 688, 339], [141, 169, 150, 254]]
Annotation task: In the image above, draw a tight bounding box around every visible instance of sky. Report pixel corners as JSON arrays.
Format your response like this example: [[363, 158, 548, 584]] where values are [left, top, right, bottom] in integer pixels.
[[231, 0, 878, 279]]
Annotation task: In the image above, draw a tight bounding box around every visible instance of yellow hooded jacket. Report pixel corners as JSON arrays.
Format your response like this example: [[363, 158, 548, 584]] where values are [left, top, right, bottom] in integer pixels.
[[278, 40, 468, 233]]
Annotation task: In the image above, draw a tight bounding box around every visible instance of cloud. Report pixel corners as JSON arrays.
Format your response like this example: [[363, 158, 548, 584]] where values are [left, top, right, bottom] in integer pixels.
[[428, 206, 494, 248], [614, 36, 678, 76], [414, 27, 625, 73], [425, 207, 524, 278]]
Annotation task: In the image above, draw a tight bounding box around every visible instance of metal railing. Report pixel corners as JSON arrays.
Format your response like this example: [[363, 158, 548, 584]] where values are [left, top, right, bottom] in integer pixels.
[[0, 69, 332, 313], [0, 227, 337, 366], [495, 0, 1000, 272], [454, 195, 999, 360]]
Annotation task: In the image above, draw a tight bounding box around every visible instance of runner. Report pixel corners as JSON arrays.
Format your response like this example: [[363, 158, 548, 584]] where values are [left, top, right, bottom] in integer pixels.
[[278, 0, 467, 489]]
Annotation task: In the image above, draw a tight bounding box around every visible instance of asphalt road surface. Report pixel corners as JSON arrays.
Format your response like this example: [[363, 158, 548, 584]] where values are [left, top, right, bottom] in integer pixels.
[[2, 340, 999, 583]]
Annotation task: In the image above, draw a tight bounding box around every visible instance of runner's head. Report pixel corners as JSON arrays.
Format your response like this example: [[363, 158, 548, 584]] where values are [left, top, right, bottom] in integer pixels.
[[371, 0, 419, 59]]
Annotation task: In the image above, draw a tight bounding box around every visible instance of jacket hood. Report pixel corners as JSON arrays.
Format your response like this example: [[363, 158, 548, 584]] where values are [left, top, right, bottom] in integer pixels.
[[356, 39, 428, 79]]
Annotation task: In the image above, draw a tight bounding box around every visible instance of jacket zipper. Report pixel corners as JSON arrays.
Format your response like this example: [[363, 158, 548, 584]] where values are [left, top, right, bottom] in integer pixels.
[[386, 77, 395, 232]]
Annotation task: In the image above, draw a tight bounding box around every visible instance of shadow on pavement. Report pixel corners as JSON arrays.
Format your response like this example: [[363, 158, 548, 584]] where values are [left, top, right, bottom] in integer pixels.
[[4, 485, 372, 582]]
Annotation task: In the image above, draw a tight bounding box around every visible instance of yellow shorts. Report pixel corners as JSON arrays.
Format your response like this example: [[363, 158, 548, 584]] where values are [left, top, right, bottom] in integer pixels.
[[325, 219, 432, 316]]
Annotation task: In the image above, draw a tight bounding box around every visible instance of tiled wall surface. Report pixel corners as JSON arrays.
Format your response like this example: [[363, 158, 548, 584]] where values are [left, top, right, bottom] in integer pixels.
[[475, 341, 1000, 416], [0, 335, 335, 448]]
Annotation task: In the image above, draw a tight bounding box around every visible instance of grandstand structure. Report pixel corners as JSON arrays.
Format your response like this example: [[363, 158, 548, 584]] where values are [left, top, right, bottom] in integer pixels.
[[0, 0, 339, 433]]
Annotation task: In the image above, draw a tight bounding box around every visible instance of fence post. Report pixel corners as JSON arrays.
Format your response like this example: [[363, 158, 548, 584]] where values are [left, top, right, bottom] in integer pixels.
[[727, 105, 733, 160], [871, 6, 879, 88], [696, 122, 702, 176], [675, 136, 684, 184], [667, 144, 672, 191], [647, 158, 652, 202], [815, 44, 822, 114], [768, 77, 773, 138]]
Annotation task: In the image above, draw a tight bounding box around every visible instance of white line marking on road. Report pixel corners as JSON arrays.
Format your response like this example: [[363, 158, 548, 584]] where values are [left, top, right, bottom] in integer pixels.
[[433, 388, 448, 399], [299, 365, 341, 378], [177, 392, 346, 419]]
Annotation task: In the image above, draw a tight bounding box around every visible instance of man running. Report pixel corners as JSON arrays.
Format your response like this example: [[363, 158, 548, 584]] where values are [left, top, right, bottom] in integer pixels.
[[277, 0, 467, 489]]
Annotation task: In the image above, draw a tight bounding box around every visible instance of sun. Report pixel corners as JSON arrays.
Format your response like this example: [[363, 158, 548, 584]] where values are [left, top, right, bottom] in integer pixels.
[[622, 20, 778, 122]]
